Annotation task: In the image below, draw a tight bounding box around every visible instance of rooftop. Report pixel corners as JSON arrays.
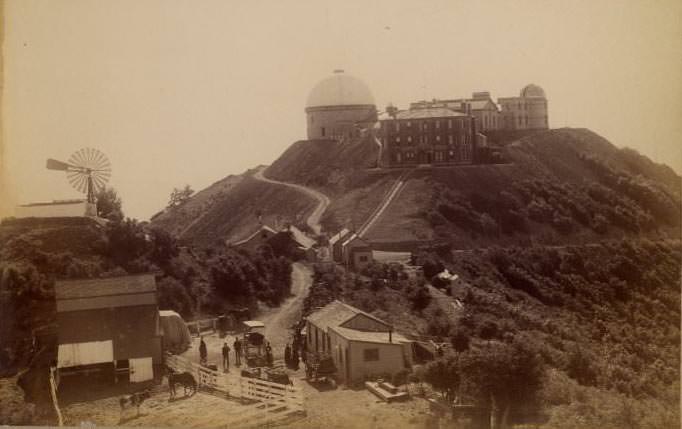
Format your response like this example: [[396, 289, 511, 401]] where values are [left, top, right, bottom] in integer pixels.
[[308, 300, 390, 332], [55, 274, 157, 312], [331, 326, 410, 344], [386, 107, 469, 121]]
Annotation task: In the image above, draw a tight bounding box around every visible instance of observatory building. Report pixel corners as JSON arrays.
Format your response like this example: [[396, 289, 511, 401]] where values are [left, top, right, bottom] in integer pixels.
[[498, 84, 549, 130], [305, 70, 378, 141]]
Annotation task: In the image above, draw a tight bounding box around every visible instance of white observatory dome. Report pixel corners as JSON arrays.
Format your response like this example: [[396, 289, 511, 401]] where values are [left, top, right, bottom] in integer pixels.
[[306, 70, 375, 108], [520, 84, 546, 98]]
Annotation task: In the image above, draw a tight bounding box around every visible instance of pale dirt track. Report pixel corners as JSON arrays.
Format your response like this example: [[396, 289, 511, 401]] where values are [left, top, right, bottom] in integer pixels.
[[253, 166, 329, 235]]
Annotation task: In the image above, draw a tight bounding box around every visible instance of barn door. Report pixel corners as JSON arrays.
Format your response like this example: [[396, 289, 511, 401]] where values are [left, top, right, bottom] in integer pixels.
[[129, 357, 153, 382]]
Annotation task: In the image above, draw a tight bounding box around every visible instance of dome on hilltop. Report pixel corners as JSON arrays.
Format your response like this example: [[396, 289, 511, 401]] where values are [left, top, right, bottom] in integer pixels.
[[520, 84, 546, 98], [306, 70, 375, 108]]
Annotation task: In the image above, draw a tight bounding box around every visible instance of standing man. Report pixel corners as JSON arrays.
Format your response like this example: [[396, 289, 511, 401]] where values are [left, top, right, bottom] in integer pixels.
[[234, 337, 242, 366], [222, 342, 231, 372], [199, 336, 207, 365]]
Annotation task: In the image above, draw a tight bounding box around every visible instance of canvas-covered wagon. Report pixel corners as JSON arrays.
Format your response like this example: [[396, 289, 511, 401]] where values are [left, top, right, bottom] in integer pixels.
[[159, 310, 191, 354]]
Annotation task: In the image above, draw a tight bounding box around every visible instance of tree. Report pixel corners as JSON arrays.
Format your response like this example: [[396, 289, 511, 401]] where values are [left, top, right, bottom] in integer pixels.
[[451, 326, 471, 354], [458, 338, 544, 429], [148, 228, 179, 265], [424, 356, 460, 402], [96, 187, 123, 221], [168, 185, 194, 208]]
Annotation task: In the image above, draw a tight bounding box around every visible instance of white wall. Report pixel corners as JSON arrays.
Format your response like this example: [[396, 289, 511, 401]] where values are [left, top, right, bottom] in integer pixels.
[[15, 202, 95, 218]]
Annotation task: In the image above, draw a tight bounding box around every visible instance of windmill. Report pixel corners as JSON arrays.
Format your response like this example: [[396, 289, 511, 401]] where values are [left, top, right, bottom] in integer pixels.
[[46, 148, 112, 204]]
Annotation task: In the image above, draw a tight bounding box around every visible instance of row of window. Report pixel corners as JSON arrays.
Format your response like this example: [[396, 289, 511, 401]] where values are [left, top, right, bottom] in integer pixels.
[[383, 133, 472, 146], [393, 146, 473, 164], [383, 118, 468, 132], [308, 323, 380, 365]]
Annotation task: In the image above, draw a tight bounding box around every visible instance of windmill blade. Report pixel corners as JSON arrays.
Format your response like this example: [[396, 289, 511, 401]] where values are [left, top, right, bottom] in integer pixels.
[[46, 158, 72, 171]]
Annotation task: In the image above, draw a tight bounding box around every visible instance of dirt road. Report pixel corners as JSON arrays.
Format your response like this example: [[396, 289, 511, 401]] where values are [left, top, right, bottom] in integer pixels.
[[253, 166, 329, 235], [261, 262, 312, 358]]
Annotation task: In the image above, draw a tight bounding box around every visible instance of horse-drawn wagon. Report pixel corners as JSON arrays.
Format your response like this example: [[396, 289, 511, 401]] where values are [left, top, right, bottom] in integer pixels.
[[304, 352, 337, 387]]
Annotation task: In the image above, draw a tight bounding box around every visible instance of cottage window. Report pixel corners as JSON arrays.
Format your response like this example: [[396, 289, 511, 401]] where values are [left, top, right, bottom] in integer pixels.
[[363, 348, 379, 362], [359, 255, 368, 262]]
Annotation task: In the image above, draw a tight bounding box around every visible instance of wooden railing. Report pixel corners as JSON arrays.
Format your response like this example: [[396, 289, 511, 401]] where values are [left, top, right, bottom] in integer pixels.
[[48, 367, 63, 427], [165, 353, 304, 412]]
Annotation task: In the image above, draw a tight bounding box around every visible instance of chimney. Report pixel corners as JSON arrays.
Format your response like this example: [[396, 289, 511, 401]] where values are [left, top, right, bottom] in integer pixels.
[[389, 327, 393, 343]]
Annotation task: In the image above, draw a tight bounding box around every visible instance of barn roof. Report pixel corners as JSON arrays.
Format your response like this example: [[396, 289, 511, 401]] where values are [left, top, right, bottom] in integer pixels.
[[55, 274, 157, 312]]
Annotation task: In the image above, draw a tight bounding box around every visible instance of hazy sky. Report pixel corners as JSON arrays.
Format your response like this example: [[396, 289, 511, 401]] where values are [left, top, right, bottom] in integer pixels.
[[2, 0, 681, 220]]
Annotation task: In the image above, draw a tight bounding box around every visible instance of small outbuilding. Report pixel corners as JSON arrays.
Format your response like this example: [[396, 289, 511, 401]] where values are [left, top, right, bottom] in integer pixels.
[[341, 234, 373, 270], [55, 274, 163, 383], [328, 228, 351, 262], [306, 300, 413, 385]]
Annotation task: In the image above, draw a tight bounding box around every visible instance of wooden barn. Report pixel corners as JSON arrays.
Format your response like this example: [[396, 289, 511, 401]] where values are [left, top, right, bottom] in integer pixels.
[[55, 274, 163, 383], [306, 300, 413, 385]]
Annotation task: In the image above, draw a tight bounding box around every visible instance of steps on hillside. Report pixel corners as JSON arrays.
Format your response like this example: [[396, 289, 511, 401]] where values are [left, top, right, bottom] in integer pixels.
[[357, 170, 412, 238]]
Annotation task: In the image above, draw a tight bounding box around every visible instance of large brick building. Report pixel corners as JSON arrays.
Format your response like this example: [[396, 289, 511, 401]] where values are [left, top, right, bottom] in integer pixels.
[[377, 106, 478, 167]]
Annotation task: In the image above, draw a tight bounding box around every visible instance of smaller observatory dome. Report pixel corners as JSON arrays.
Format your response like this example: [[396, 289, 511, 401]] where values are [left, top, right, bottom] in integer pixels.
[[520, 84, 546, 98], [306, 70, 375, 108]]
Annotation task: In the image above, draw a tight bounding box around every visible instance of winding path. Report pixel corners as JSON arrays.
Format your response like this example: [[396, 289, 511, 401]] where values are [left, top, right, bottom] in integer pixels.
[[253, 166, 330, 235]]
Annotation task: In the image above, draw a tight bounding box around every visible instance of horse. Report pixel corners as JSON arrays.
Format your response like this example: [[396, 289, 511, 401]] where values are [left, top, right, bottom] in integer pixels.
[[167, 369, 197, 399], [119, 389, 151, 420]]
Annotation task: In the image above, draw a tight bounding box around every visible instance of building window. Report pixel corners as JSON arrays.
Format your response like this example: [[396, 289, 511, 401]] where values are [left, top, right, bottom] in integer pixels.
[[396, 153, 402, 162], [327, 335, 331, 351], [363, 348, 379, 362], [396, 136, 400, 143], [359, 255, 368, 262], [448, 119, 452, 129], [407, 121, 411, 128], [321, 127, 326, 137], [448, 135, 453, 145], [436, 120, 440, 129], [339, 349, 343, 365], [423, 122, 428, 131], [436, 135, 441, 142], [407, 136, 412, 143]]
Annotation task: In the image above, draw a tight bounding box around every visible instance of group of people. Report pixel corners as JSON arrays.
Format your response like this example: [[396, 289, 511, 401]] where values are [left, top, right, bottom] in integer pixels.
[[199, 336, 245, 371], [283, 343, 300, 370]]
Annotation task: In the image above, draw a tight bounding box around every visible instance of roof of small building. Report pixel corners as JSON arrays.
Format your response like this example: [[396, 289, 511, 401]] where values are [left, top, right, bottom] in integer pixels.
[[56, 274, 156, 300], [55, 274, 157, 312], [308, 300, 389, 332], [331, 326, 410, 344], [233, 224, 277, 246], [329, 228, 351, 246], [288, 225, 316, 249]]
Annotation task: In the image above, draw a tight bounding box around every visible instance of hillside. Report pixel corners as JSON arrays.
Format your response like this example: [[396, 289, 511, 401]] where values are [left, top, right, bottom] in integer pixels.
[[0, 216, 293, 424], [154, 127, 680, 252], [151, 168, 318, 247]]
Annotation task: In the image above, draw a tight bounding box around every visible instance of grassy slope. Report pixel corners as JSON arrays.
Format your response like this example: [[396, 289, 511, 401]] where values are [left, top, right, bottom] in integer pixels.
[[365, 128, 681, 245], [152, 170, 318, 247]]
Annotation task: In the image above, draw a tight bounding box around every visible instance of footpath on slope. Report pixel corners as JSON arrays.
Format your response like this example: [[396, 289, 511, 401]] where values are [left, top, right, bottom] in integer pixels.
[[357, 169, 412, 238], [253, 166, 329, 235]]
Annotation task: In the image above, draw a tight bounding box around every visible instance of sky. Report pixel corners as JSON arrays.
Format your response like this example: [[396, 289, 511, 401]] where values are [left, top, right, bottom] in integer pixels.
[[2, 0, 681, 220]]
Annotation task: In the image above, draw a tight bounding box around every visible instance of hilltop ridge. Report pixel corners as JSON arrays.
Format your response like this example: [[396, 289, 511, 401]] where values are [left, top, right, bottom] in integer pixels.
[[152, 128, 680, 250]]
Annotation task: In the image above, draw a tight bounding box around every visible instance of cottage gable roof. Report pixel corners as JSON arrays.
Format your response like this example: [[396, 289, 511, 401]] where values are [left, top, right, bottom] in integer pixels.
[[288, 225, 316, 249], [331, 326, 409, 344], [233, 224, 277, 246], [308, 300, 389, 331]]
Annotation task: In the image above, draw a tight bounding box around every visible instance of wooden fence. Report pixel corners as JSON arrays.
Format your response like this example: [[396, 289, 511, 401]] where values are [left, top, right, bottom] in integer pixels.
[[48, 366, 63, 427], [165, 353, 304, 416]]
